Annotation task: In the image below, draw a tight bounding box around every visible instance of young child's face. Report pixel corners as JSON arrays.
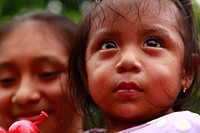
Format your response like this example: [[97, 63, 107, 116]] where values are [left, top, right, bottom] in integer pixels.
[[0, 21, 73, 132], [86, 0, 186, 123]]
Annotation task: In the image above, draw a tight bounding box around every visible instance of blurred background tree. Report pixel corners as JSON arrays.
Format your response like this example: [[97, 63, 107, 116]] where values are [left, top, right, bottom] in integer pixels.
[[194, 0, 200, 33], [0, 0, 199, 32], [0, 0, 199, 29], [0, 0, 94, 23]]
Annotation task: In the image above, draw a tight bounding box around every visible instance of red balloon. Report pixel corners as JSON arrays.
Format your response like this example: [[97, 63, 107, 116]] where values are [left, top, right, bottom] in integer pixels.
[[7, 120, 39, 133], [0, 126, 6, 133], [7, 111, 48, 133]]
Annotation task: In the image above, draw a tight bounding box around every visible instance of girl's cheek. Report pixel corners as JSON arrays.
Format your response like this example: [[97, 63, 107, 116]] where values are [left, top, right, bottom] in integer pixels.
[[0, 91, 13, 106]]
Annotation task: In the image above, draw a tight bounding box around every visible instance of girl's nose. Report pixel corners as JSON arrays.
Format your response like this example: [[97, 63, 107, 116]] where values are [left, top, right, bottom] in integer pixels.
[[115, 50, 142, 73], [11, 78, 41, 106]]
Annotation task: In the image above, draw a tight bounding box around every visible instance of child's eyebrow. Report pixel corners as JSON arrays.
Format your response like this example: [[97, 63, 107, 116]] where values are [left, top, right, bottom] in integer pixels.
[[139, 27, 170, 37], [89, 28, 121, 42]]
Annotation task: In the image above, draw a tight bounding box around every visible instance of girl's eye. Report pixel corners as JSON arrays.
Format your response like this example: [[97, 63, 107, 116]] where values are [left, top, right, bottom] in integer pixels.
[[40, 72, 61, 80], [101, 41, 117, 50], [0, 78, 15, 87], [144, 38, 162, 48]]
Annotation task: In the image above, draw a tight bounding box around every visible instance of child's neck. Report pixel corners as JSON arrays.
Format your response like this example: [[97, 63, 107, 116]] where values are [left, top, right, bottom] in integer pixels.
[[106, 109, 174, 133], [106, 118, 143, 133]]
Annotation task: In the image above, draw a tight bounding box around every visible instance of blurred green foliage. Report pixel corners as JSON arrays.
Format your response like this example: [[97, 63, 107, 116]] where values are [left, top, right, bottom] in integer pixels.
[[0, 0, 86, 23], [0, 0, 199, 30], [194, 1, 200, 34]]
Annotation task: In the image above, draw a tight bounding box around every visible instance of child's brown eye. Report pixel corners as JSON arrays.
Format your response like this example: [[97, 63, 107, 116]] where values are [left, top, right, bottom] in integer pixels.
[[144, 38, 162, 48], [101, 41, 117, 50]]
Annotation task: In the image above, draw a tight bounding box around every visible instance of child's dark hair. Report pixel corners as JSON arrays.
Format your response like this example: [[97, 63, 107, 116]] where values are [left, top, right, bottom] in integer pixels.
[[0, 10, 77, 54], [172, 0, 200, 111], [68, 0, 200, 129]]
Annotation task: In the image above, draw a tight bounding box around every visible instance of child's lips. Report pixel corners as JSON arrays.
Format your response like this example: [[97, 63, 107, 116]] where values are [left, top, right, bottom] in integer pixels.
[[114, 81, 143, 97]]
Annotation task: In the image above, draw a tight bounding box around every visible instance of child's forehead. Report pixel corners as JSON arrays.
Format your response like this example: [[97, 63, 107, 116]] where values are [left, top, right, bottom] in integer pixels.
[[99, 0, 174, 7], [91, 0, 181, 27], [89, 0, 183, 44], [90, 0, 181, 34], [94, 0, 178, 19]]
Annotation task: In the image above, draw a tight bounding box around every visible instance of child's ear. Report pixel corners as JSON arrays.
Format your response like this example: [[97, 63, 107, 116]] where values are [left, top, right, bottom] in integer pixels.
[[180, 53, 200, 90], [180, 71, 194, 91]]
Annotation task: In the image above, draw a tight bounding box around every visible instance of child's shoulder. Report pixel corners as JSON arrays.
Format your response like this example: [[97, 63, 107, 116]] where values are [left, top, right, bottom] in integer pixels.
[[150, 111, 200, 132], [119, 111, 200, 133], [158, 110, 200, 123]]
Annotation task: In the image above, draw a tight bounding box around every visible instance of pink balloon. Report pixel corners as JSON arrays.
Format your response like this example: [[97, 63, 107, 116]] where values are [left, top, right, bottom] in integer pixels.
[[0, 126, 6, 133], [6, 111, 48, 133], [7, 120, 39, 133]]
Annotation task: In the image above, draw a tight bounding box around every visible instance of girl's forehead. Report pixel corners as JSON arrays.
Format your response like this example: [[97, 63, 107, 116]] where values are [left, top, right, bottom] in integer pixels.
[[92, 0, 179, 23], [100, 0, 174, 8], [90, 0, 181, 35]]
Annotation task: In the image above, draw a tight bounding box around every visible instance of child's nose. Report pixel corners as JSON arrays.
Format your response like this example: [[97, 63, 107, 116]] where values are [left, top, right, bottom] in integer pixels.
[[115, 50, 142, 73], [11, 78, 41, 105]]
